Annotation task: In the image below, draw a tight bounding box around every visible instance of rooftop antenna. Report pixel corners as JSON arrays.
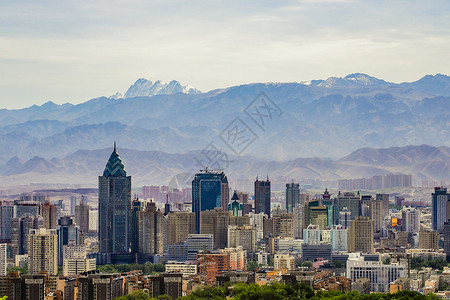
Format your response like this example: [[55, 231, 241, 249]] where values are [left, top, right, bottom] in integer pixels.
[[114, 141, 117, 152]]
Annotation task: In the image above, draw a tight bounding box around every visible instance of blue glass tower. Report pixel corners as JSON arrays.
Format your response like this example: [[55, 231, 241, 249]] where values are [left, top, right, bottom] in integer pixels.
[[192, 170, 229, 233], [98, 143, 131, 253]]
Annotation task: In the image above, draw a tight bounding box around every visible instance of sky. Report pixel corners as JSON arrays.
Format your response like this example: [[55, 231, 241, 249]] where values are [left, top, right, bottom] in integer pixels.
[[0, 0, 449, 109]]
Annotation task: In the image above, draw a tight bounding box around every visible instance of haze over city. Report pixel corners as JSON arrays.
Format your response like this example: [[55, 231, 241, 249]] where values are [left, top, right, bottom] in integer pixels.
[[0, 1, 449, 300]]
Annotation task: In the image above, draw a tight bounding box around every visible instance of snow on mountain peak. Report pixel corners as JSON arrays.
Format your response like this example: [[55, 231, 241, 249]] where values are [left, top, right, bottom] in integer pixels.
[[124, 78, 201, 98]]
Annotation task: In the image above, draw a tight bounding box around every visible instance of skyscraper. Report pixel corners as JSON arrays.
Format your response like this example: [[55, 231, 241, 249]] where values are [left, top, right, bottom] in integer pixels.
[[0, 204, 15, 240], [285, 182, 300, 213], [42, 201, 57, 230], [11, 215, 43, 256], [255, 176, 271, 218], [28, 228, 58, 275], [0, 244, 6, 276], [192, 170, 229, 233], [334, 192, 361, 224], [137, 201, 164, 258], [70, 196, 77, 216], [348, 216, 374, 253], [432, 187, 449, 232], [98, 143, 131, 254], [168, 211, 196, 246], [444, 221, 450, 262], [56, 216, 80, 266], [201, 208, 230, 249], [402, 207, 420, 233], [75, 198, 90, 236]]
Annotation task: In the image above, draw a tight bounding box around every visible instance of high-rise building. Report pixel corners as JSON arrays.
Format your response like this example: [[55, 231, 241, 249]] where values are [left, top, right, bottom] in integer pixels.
[[227, 225, 257, 253], [286, 182, 300, 213], [255, 177, 271, 218], [0, 204, 15, 240], [432, 187, 449, 232], [168, 211, 196, 245], [137, 201, 164, 258], [402, 207, 420, 233], [418, 230, 440, 250], [0, 244, 6, 276], [330, 225, 348, 251], [444, 221, 450, 262], [56, 216, 80, 266], [369, 198, 383, 235], [11, 215, 43, 256], [376, 194, 390, 216], [339, 207, 351, 229], [28, 228, 58, 275], [272, 213, 294, 239], [192, 170, 229, 233], [42, 201, 57, 230], [348, 216, 374, 253], [75, 198, 90, 235], [293, 204, 304, 239], [70, 196, 77, 216], [200, 208, 230, 249], [309, 206, 328, 229], [303, 224, 321, 245], [14, 200, 40, 218], [98, 143, 131, 254], [334, 192, 361, 224]]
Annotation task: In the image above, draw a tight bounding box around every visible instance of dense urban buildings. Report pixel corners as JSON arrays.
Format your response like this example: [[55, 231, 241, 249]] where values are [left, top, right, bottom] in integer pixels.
[[0, 145, 449, 299]]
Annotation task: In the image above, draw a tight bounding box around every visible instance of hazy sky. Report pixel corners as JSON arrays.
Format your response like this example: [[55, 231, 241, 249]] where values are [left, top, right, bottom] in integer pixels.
[[1, 0, 449, 108]]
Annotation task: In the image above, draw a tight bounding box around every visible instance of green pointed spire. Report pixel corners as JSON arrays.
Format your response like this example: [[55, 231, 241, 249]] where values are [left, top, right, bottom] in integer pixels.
[[103, 143, 127, 177]]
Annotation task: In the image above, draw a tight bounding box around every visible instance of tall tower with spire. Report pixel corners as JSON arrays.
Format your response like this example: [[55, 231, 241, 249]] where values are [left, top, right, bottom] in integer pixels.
[[98, 143, 131, 254]]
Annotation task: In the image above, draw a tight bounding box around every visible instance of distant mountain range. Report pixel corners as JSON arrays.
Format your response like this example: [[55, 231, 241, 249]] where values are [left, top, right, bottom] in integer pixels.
[[0, 73, 449, 185], [0, 145, 448, 187]]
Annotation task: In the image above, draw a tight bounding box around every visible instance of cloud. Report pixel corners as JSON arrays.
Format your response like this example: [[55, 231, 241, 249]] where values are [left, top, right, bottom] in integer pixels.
[[0, 0, 449, 108]]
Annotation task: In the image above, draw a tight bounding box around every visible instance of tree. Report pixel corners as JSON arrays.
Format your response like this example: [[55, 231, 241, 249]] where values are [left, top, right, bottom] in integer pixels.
[[302, 261, 313, 268], [247, 261, 259, 271], [114, 290, 152, 300]]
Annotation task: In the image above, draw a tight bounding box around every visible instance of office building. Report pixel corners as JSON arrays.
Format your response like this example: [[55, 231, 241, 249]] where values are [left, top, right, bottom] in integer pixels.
[[286, 182, 300, 213], [227, 225, 258, 253], [165, 261, 197, 276], [255, 176, 271, 217], [98, 143, 131, 253], [70, 196, 77, 216], [77, 273, 125, 300], [419, 230, 440, 250], [42, 201, 57, 230], [309, 206, 328, 229], [192, 170, 229, 233], [334, 192, 361, 224], [14, 200, 40, 218], [348, 216, 374, 253], [272, 212, 294, 238], [301, 244, 332, 263], [200, 208, 230, 249], [56, 216, 80, 266], [369, 198, 383, 235], [330, 225, 348, 251], [0, 244, 6, 276], [248, 212, 266, 241], [444, 221, 450, 262], [186, 234, 214, 261], [347, 257, 406, 292], [339, 208, 351, 229], [303, 224, 321, 245], [11, 215, 43, 256], [63, 257, 96, 276], [167, 211, 195, 245], [376, 194, 390, 216], [75, 198, 90, 235], [138, 201, 164, 258], [28, 228, 58, 275], [402, 207, 421, 233], [293, 203, 304, 239], [0, 204, 15, 240], [432, 187, 449, 232]]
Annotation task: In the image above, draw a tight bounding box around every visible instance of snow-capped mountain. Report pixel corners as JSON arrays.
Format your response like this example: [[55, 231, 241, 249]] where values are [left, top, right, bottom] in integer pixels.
[[123, 78, 201, 98]]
